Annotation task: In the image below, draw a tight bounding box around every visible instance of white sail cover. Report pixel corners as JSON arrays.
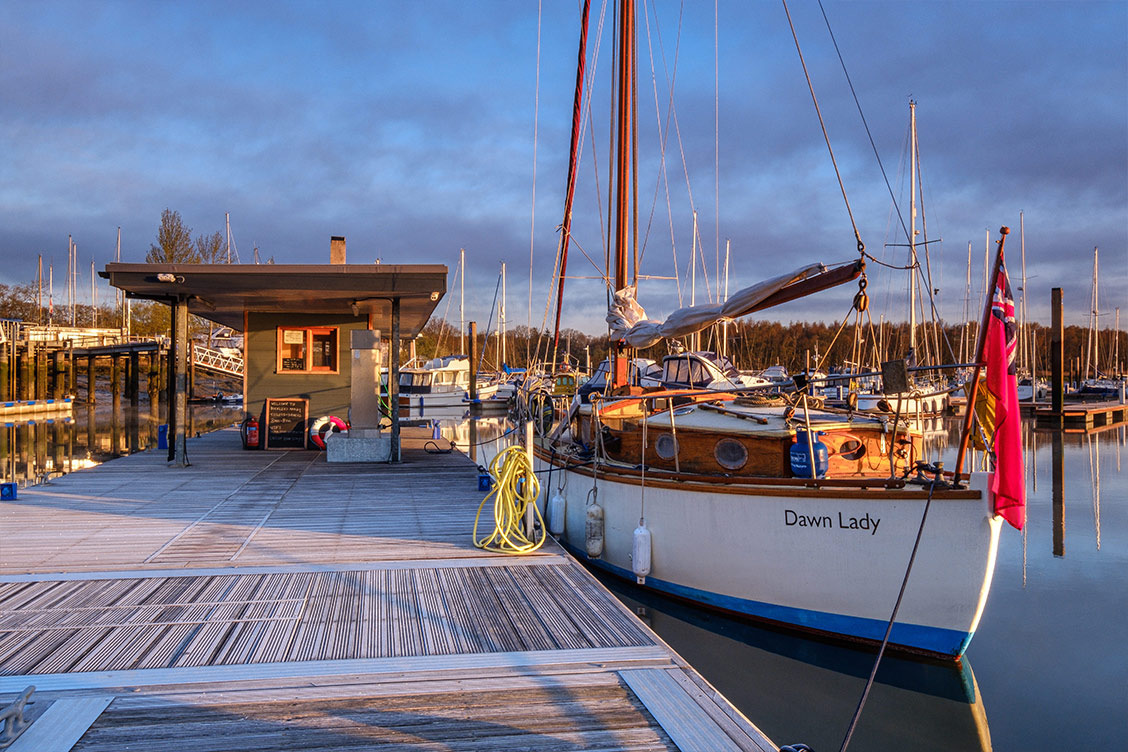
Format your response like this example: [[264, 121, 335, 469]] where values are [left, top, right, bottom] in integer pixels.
[[606, 263, 825, 348]]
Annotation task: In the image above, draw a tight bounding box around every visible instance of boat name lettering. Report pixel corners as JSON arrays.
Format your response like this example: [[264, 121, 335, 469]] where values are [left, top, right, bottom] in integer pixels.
[[783, 510, 881, 535]]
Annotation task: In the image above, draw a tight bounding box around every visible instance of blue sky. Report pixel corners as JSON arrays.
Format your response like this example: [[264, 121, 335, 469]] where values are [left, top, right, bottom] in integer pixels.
[[2, 0, 1125, 337]]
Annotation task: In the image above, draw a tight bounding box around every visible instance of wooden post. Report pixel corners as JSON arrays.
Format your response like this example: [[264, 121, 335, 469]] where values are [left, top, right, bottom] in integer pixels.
[[1051, 429, 1064, 557], [85, 403, 96, 455], [170, 297, 190, 466], [51, 349, 64, 399], [0, 341, 9, 402], [148, 351, 161, 446], [35, 344, 47, 400], [86, 355, 97, 403], [128, 349, 140, 453], [1051, 288, 1064, 416], [111, 354, 122, 416], [390, 297, 401, 463], [159, 349, 169, 405], [468, 321, 479, 403], [19, 345, 31, 400], [188, 340, 196, 400], [67, 343, 76, 395], [128, 350, 140, 409]]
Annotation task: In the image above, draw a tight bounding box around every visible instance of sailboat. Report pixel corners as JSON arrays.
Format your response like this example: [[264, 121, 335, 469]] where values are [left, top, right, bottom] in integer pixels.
[[534, 2, 1012, 659]]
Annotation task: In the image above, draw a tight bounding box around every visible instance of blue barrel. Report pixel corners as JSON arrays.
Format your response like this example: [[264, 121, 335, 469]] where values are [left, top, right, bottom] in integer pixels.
[[790, 430, 829, 478], [158, 424, 169, 449]]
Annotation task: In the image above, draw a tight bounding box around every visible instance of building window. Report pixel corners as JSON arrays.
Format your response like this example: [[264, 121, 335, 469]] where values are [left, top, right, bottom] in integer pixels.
[[277, 327, 338, 373]]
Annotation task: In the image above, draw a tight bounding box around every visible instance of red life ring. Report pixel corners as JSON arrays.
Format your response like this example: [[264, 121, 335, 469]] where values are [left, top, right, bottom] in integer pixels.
[[309, 415, 348, 450]]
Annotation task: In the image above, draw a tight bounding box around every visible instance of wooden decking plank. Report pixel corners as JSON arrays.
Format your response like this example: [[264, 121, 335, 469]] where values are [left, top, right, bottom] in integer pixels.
[[71, 684, 677, 752], [482, 566, 558, 652], [505, 564, 591, 650], [0, 645, 674, 693]]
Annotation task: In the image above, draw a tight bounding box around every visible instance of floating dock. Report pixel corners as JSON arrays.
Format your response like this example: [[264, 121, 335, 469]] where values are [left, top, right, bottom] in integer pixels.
[[0, 427, 774, 751], [1034, 400, 1128, 432], [0, 397, 74, 420]]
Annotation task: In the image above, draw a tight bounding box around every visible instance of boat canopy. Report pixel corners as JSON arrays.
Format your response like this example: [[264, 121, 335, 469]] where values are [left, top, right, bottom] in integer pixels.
[[606, 263, 824, 348]]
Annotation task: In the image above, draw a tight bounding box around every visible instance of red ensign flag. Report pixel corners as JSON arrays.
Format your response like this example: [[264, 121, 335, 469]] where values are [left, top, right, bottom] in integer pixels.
[[985, 258, 1025, 529]]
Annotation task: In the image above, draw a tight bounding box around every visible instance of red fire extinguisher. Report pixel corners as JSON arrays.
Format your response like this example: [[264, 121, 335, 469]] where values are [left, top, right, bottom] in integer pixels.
[[244, 416, 260, 449]]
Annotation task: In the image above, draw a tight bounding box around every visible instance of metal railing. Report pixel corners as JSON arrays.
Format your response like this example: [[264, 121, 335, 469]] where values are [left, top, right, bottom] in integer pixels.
[[192, 344, 244, 376]]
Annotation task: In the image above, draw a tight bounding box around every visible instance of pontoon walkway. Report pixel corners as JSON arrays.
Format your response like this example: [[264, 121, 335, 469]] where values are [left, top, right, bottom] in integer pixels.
[[0, 428, 774, 751]]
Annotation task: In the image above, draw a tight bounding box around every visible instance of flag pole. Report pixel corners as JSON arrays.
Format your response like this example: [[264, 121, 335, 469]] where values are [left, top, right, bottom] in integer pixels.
[[954, 225, 1010, 482]]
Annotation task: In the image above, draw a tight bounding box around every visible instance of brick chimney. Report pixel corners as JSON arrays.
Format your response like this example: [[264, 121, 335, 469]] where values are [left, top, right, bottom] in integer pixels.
[[330, 236, 346, 264]]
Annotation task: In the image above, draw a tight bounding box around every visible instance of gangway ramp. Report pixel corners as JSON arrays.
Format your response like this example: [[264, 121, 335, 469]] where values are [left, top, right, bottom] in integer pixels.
[[193, 344, 244, 376]]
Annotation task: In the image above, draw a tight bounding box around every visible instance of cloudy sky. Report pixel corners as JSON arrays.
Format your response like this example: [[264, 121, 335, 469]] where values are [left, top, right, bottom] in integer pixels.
[[2, 0, 1125, 337]]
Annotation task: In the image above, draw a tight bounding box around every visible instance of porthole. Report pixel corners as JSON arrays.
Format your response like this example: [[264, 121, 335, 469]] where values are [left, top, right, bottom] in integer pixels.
[[714, 438, 748, 470], [837, 438, 867, 461], [654, 433, 679, 460]]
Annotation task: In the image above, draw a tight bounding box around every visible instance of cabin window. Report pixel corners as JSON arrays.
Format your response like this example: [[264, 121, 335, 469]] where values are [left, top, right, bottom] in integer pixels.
[[714, 439, 748, 470], [277, 327, 339, 373], [665, 359, 690, 384], [654, 433, 679, 460], [687, 360, 711, 387]]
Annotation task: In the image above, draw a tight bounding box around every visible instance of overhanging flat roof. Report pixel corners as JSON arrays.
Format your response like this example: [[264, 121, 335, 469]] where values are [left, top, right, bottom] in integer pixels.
[[101, 263, 447, 336]]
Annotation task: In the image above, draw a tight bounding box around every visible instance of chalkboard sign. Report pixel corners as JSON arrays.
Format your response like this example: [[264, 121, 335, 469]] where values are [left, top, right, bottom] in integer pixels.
[[264, 397, 309, 449], [281, 357, 305, 371]]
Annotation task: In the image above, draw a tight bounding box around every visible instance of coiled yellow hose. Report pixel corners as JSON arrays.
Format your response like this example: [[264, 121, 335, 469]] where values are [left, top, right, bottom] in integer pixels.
[[473, 446, 546, 554]]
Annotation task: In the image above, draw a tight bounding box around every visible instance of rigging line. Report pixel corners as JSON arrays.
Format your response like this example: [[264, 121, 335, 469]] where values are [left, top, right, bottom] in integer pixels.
[[640, 0, 683, 304], [528, 0, 543, 366], [913, 132, 960, 365], [816, 0, 911, 245], [433, 260, 462, 358], [475, 273, 504, 377], [560, 225, 612, 282], [814, 303, 857, 374], [714, 0, 721, 302], [782, 0, 864, 253], [642, 0, 701, 280]]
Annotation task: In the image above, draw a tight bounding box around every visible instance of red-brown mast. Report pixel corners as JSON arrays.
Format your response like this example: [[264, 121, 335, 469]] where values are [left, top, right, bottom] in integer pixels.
[[610, 0, 634, 389], [551, 0, 591, 360]]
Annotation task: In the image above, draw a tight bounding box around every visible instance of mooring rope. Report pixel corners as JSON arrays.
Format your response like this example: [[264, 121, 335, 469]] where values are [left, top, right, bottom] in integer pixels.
[[838, 468, 943, 751]]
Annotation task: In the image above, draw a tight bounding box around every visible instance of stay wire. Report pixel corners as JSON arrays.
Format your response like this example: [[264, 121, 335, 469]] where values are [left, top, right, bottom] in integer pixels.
[[815, 0, 911, 246], [782, 0, 864, 256]]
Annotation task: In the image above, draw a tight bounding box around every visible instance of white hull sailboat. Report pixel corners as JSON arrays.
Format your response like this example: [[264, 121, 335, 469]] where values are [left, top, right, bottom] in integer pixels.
[[533, 1, 1013, 659], [541, 451, 1001, 657]]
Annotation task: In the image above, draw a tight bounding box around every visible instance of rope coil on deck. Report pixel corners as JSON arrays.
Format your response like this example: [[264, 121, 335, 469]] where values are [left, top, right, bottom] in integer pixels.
[[473, 446, 546, 554]]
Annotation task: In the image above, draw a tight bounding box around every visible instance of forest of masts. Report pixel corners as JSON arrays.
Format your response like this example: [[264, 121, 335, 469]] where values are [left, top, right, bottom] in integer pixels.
[[3, 281, 1123, 381]]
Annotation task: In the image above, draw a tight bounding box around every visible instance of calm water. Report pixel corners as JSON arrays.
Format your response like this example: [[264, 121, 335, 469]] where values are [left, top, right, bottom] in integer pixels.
[[448, 410, 1128, 752], [5, 403, 1124, 750], [1, 396, 243, 485]]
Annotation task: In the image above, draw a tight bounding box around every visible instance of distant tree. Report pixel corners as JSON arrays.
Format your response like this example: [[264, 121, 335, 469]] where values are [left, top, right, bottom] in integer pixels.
[[194, 231, 225, 264], [0, 282, 39, 321], [146, 209, 198, 263]]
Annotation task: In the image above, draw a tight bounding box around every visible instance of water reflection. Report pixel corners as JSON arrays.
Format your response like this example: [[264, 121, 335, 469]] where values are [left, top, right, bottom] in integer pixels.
[[1, 402, 242, 486], [598, 571, 992, 752]]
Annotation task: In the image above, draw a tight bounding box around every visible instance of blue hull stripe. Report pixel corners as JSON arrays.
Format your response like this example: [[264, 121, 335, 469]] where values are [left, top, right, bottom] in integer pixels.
[[562, 540, 973, 657]]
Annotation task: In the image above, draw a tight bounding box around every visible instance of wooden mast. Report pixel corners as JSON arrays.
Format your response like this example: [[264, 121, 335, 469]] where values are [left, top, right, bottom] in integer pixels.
[[551, 0, 591, 359], [610, 0, 634, 389], [954, 226, 1010, 481]]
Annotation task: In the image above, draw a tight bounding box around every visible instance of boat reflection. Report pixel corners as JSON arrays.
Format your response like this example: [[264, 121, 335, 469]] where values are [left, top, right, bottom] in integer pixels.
[[595, 570, 992, 752]]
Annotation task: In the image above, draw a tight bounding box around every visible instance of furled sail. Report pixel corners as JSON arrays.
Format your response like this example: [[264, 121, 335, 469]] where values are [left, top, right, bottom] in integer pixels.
[[606, 263, 825, 348]]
